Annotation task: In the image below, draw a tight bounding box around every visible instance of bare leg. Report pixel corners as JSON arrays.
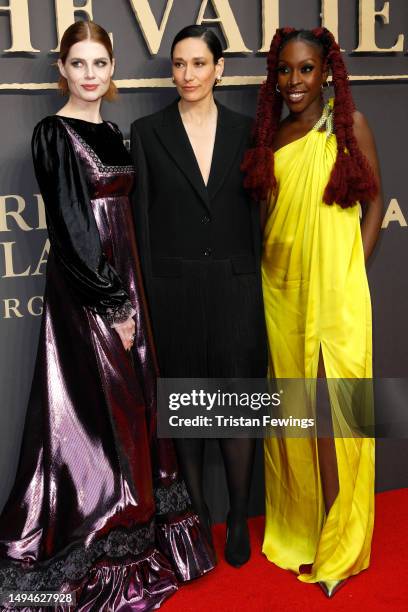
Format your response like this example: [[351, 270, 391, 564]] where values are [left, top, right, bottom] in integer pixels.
[[316, 351, 339, 514]]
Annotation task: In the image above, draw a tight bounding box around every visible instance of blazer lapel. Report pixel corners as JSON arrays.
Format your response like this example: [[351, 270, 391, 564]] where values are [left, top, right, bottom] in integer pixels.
[[207, 102, 248, 202], [153, 100, 210, 211]]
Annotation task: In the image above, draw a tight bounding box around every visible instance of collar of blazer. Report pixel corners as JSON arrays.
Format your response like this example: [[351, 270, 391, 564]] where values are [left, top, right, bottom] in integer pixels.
[[153, 98, 249, 211]]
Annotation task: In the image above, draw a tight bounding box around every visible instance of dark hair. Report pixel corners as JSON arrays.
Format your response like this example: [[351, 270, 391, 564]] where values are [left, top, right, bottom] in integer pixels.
[[170, 24, 223, 63], [279, 28, 328, 55], [242, 27, 378, 208], [58, 20, 117, 101]]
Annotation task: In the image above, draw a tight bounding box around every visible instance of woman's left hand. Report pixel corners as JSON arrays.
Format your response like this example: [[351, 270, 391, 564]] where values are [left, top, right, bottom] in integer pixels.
[[114, 316, 136, 351]]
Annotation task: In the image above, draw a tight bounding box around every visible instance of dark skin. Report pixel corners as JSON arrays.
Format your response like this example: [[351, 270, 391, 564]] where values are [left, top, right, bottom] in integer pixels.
[[272, 39, 384, 261], [267, 40, 384, 513]]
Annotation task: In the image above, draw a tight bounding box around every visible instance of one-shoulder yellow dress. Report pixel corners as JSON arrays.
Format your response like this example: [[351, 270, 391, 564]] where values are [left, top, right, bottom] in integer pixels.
[[262, 107, 375, 588]]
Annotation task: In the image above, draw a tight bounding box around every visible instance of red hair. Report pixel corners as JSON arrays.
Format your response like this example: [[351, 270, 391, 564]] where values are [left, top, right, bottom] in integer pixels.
[[242, 27, 378, 208], [58, 21, 117, 101]]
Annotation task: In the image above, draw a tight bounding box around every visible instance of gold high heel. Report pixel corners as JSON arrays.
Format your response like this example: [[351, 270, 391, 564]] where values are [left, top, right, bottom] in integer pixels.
[[318, 579, 348, 598]]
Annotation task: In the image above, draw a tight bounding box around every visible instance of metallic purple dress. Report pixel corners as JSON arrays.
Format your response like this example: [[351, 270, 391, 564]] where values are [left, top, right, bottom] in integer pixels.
[[0, 116, 214, 611]]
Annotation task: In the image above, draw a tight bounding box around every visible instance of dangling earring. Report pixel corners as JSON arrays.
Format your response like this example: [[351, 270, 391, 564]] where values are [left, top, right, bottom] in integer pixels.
[[216, 75, 222, 84], [321, 80, 330, 89], [275, 83, 281, 93], [172, 76, 175, 84]]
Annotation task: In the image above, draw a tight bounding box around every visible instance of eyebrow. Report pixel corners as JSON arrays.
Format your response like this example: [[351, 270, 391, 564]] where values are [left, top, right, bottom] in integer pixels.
[[278, 57, 317, 63], [173, 56, 207, 61], [69, 56, 109, 61]]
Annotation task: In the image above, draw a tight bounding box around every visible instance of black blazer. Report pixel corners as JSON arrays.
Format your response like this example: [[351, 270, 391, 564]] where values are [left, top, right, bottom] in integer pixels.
[[130, 100, 267, 377]]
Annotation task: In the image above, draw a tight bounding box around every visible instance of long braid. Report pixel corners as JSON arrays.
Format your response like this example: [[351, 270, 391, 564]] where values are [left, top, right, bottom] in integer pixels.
[[314, 28, 378, 207], [242, 27, 378, 207], [241, 28, 294, 201]]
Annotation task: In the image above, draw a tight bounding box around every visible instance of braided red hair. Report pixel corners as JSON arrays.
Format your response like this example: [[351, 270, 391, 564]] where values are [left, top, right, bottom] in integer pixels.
[[242, 27, 378, 208]]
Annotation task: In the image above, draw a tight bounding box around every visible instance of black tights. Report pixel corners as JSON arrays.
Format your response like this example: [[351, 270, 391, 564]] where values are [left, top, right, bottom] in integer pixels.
[[174, 438, 255, 533]]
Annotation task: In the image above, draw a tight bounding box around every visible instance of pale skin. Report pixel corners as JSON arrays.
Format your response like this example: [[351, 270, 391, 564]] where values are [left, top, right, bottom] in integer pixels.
[[273, 40, 384, 513], [172, 37, 224, 185], [57, 37, 135, 351]]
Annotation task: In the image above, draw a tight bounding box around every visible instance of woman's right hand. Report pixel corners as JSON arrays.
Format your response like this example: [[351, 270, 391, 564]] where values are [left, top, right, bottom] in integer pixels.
[[114, 317, 136, 351]]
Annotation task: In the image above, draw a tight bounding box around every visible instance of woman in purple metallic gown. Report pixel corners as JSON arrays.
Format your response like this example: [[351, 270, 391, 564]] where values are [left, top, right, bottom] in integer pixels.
[[0, 21, 214, 611]]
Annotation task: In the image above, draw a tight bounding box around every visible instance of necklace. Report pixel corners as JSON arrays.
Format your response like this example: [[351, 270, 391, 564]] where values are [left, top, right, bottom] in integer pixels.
[[312, 100, 334, 138]]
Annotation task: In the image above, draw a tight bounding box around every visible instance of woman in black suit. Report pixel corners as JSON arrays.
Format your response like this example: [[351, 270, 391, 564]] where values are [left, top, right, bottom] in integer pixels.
[[131, 25, 267, 567]]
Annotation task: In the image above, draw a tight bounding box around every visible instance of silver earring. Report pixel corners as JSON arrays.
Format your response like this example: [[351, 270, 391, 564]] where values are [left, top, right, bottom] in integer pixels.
[[275, 83, 281, 93]]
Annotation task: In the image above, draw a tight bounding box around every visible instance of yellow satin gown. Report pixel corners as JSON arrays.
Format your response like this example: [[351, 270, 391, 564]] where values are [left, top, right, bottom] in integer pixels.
[[262, 107, 375, 587]]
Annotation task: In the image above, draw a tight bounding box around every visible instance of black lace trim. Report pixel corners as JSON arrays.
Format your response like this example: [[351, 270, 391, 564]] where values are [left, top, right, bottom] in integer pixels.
[[105, 300, 135, 326], [0, 483, 194, 593], [0, 522, 155, 591], [154, 481, 191, 515], [61, 119, 135, 175]]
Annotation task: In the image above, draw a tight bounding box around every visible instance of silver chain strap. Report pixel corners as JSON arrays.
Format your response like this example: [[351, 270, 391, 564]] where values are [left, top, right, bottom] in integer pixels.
[[312, 101, 334, 138]]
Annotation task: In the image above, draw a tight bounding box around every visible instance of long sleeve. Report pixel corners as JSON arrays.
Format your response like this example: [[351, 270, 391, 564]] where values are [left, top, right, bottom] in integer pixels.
[[32, 117, 134, 326]]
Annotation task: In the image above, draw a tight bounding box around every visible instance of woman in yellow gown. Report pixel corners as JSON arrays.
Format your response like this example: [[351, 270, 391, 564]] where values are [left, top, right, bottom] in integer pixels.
[[242, 28, 383, 596]]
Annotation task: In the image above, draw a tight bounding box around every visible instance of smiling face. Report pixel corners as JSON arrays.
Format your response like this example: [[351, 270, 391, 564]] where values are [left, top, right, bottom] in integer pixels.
[[277, 39, 327, 115], [58, 39, 114, 103], [171, 37, 224, 103]]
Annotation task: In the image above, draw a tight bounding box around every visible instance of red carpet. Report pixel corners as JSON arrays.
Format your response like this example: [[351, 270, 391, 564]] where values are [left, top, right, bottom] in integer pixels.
[[164, 489, 408, 611]]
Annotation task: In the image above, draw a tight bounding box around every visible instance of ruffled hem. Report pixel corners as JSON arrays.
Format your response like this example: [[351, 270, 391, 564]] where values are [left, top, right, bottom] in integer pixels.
[[0, 514, 215, 612], [71, 548, 178, 612], [156, 512, 216, 581], [0, 549, 177, 612]]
